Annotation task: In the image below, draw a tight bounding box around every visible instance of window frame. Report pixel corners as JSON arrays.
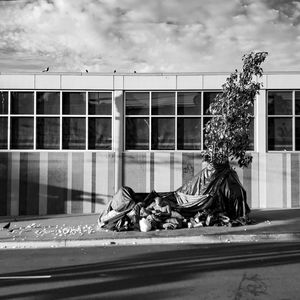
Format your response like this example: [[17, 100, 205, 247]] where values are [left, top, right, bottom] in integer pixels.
[[267, 89, 297, 152], [0, 90, 113, 152], [124, 90, 228, 152]]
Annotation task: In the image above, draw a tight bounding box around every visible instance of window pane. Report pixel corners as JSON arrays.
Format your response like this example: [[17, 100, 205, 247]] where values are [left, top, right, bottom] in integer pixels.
[[126, 117, 149, 150], [249, 117, 254, 151], [177, 92, 201, 115], [36, 117, 60, 149], [0, 117, 7, 148], [268, 117, 292, 150], [11, 92, 34, 114], [126, 92, 149, 115], [295, 118, 300, 150], [88, 118, 112, 150], [88, 92, 112, 115], [62, 92, 86, 115], [151, 118, 175, 150], [295, 91, 300, 115], [203, 92, 219, 115], [203, 117, 212, 149], [268, 91, 292, 115], [10, 117, 34, 149], [62, 118, 86, 149], [0, 92, 8, 114], [177, 118, 201, 150], [152, 92, 175, 115], [37, 92, 60, 115]]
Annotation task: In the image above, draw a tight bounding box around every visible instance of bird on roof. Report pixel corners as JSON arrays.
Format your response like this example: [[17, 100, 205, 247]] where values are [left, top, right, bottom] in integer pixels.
[[42, 67, 49, 72], [2, 222, 10, 230]]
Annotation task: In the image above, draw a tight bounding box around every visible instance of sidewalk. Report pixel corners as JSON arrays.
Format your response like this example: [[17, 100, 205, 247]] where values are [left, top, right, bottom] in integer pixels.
[[1, 208, 300, 249]]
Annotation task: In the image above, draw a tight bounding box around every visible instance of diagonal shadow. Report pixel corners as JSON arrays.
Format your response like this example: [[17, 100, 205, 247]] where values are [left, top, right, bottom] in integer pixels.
[[0, 242, 299, 299]]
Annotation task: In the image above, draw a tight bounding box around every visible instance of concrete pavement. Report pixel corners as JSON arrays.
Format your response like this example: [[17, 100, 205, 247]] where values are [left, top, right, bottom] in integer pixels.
[[1, 208, 300, 249]]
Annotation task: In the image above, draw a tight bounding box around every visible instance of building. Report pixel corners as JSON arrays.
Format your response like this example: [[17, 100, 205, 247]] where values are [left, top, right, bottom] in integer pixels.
[[0, 71, 299, 217]]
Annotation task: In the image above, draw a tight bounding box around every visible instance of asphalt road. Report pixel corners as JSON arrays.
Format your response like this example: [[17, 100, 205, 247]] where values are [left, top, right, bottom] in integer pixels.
[[0, 242, 299, 300]]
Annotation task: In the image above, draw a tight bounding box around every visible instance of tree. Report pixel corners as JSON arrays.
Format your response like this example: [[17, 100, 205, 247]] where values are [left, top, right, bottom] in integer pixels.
[[203, 51, 268, 168]]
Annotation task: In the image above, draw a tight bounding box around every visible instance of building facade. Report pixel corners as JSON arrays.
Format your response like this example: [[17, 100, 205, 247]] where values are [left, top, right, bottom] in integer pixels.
[[0, 71, 299, 216]]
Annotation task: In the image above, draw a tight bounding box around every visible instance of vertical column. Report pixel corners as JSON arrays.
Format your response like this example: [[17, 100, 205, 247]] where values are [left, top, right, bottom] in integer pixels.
[[113, 90, 124, 193], [257, 90, 267, 208], [256, 90, 267, 153]]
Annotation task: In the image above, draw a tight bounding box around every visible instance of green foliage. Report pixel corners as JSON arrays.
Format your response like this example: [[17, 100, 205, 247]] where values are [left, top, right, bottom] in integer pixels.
[[203, 52, 268, 168]]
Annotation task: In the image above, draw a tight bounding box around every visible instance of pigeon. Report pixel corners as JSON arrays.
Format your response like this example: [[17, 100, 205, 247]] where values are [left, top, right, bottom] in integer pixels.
[[85, 69, 88, 73], [113, 70, 116, 73], [42, 67, 49, 72], [3, 222, 10, 230]]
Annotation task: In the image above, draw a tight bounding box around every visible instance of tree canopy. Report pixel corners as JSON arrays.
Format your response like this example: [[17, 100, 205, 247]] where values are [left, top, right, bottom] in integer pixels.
[[203, 51, 268, 168]]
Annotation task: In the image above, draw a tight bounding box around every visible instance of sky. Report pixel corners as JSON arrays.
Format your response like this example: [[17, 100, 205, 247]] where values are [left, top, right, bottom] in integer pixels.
[[0, 0, 300, 73]]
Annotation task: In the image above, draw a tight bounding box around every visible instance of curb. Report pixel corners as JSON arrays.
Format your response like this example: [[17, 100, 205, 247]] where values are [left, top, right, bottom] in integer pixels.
[[1, 233, 300, 249]]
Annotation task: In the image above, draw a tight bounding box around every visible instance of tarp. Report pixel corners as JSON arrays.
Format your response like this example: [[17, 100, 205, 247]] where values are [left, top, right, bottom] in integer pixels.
[[98, 162, 251, 230]]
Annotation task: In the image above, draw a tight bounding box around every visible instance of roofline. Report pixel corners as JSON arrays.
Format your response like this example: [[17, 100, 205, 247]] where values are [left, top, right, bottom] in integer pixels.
[[1, 71, 300, 76]]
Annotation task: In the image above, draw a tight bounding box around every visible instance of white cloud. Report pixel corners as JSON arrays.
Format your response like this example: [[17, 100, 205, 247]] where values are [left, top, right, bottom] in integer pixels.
[[0, 0, 300, 72]]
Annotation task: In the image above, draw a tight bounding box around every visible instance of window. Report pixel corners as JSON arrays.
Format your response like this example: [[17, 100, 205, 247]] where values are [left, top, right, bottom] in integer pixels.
[[268, 91, 292, 151], [10, 92, 34, 149], [37, 92, 60, 149], [0, 90, 112, 150], [267, 91, 295, 151], [0, 92, 8, 149], [125, 91, 230, 151]]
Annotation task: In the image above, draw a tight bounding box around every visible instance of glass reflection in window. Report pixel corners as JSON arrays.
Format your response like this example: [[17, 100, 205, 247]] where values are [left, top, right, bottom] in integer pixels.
[[11, 92, 34, 114], [126, 117, 149, 150], [37, 92, 60, 115], [177, 92, 201, 115], [0, 92, 8, 114], [268, 117, 292, 151], [151, 118, 175, 150], [268, 91, 292, 115], [62, 92, 86, 115], [10, 117, 34, 149], [62, 118, 86, 149], [36, 117, 60, 149], [203, 92, 219, 115], [126, 92, 149, 115], [0, 117, 7, 149], [177, 118, 201, 150], [88, 92, 112, 115], [151, 92, 175, 115], [88, 118, 112, 150]]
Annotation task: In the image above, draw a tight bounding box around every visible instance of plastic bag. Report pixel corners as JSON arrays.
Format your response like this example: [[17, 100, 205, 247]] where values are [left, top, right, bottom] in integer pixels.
[[139, 218, 152, 232]]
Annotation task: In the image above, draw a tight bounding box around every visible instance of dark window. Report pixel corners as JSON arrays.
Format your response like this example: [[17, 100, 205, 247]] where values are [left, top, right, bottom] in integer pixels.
[[152, 92, 175, 115], [125, 92, 149, 115], [0, 117, 8, 149], [177, 92, 201, 115], [268, 117, 292, 151], [126, 117, 149, 150], [37, 92, 60, 115], [10, 117, 34, 149], [36, 117, 60, 149], [11, 92, 34, 114], [268, 91, 292, 115], [0, 92, 8, 114], [62, 118, 86, 149], [62, 92, 86, 115], [177, 117, 201, 150], [203, 92, 219, 115], [88, 118, 112, 150], [151, 118, 175, 150], [88, 92, 112, 115]]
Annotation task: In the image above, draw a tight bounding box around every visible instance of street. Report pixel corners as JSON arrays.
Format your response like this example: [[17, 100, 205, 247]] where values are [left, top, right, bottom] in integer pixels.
[[0, 242, 299, 299]]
